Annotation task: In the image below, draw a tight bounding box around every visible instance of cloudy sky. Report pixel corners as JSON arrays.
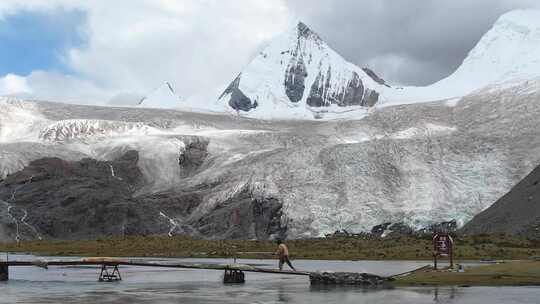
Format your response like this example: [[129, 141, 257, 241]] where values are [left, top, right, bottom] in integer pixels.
[[0, 0, 539, 104]]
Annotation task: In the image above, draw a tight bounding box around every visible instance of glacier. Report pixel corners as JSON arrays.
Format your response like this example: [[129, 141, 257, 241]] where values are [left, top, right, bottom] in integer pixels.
[[2, 76, 540, 239]]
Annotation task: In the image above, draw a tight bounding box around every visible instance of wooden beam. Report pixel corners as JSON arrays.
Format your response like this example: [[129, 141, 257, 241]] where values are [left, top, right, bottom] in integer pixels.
[[0, 264, 8, 281], [0, 260, 310, 276]]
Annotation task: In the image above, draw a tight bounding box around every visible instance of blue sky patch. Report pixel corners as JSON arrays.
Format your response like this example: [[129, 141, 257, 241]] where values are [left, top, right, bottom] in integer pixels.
[[0, 8, 87, 76]]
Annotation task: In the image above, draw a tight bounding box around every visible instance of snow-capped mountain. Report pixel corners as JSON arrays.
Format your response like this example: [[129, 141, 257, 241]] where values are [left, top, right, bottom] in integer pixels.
[[216, 22, 396, 120], [444, 10, 540, 90], [395, 9, 540, 104], [138, 82, 181, 109], [212, 10, 540, 117]]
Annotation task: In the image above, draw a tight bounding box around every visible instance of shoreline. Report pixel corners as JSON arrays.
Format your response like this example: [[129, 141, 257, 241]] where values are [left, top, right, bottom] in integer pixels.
[[3, 234, 540, 286], [2, 234, 540, 261], [391, 260, 540, 286]]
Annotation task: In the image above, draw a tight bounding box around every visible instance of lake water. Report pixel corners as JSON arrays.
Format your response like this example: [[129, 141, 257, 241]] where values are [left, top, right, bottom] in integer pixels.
[[1, 254, 539, 303]]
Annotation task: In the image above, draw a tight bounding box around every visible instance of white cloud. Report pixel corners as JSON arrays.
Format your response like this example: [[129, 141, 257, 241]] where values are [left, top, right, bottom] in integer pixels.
[[1, 71, 112, 104], [366, 54, 449, 86], [0, 0, 292, 104], [0, 74, 32, 95], [27, 71, 112, 104]]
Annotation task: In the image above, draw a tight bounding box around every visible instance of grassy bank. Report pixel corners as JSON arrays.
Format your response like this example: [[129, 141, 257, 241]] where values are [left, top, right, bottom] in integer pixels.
[[1, 234, 540, 260], [394, 260, 540, 286]]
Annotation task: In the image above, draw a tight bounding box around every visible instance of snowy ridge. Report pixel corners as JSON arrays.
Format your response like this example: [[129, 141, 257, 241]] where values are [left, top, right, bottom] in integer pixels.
[[39, 119, 161, 142], [391, 9, 540, 105], [138, 82, 181, 109], [391, 123, 457, 140], [0, 97, 51, 143], [453, 10, 540, 86]]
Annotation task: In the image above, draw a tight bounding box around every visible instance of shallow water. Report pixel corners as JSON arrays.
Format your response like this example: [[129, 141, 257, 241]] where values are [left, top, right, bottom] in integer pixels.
[[1, 254, 539, 303]]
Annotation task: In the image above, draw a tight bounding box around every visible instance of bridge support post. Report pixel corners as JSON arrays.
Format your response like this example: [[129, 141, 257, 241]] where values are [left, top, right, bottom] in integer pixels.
[[98, 264, 122, 282], [0, 264, 8, 281], [223, 269, 245, 284]]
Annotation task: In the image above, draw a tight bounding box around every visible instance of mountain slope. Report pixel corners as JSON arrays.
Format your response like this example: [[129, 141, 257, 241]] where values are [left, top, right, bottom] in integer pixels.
[[462, 163, 540, 238], [398, 9, 540, 104]]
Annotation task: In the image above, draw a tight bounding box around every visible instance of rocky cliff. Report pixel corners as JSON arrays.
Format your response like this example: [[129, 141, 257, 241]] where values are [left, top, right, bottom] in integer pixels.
[[462, 163, 540, 238]]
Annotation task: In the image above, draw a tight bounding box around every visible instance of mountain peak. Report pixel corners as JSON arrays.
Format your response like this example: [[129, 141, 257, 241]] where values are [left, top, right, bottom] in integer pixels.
[[138, 82, 181, 109], [421, 8, 540, 99], [217, 20, 393, 119], [296, 21, 321, 41]]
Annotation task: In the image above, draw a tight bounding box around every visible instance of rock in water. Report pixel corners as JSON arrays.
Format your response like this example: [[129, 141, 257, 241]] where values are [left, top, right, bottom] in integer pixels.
[[309, 272, 387, 286]]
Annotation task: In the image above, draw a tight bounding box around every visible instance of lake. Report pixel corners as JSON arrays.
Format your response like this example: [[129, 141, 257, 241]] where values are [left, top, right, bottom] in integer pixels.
[[1, 254, 539, 303]]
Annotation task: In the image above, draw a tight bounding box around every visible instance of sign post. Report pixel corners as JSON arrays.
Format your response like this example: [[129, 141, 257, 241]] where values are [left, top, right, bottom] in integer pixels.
[[432, 233, 453, 270]]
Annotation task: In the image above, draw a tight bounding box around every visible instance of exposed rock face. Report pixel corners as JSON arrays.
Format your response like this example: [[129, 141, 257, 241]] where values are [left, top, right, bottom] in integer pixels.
[[370, 221, 456, 237], [297, 21, 321, 41], [306, 69, 330, 107], [0, 151, 284, 241], [192, 188, 285, 239], [362, 68, 390, 87], [178, 137, 209, 177], [427, 220, 458, 234], [0, 151, 146, 240], [342, 72, 366, 106], [219, 74, 257, 111], [462, 164, 540, 238], [363, 89, 379, 107], [306, 70, 373, 107], [284, 50, 307, 103], [371, 222, 413, 237]]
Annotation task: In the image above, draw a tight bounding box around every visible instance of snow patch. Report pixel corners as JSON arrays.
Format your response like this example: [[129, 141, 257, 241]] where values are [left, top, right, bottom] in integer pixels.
[[0, 97, 51, 143], [39, 119, 162, 142], [159, 211, 179, 237], [391, 123, 457, 139], [138, 82, 181, 109], [445, 98, 461, 107]]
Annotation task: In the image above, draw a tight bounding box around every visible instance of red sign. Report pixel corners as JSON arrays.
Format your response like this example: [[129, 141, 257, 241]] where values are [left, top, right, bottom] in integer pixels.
[[433, 233, 453, 255]]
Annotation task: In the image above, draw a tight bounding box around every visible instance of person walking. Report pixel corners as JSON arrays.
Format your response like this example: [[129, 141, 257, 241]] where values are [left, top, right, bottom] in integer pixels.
[[275, 239, 296, 271]]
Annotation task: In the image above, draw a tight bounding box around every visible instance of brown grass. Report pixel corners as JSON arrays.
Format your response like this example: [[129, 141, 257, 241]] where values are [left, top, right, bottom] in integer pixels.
[[1, 233, 540, 261], [394, 260, 540, 286]]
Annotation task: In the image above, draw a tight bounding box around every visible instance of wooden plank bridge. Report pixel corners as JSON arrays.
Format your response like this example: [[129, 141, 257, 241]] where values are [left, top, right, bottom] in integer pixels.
[[0, 258, 309, 283], [0, 258, 390, 285]]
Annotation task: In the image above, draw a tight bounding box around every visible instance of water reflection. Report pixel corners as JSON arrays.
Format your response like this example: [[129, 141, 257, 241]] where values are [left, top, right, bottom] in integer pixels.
[[433, 287, 458, 302], [1, 255, 539, 304], [276, 285, 291, 302], [309, 284, 392, 293]]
